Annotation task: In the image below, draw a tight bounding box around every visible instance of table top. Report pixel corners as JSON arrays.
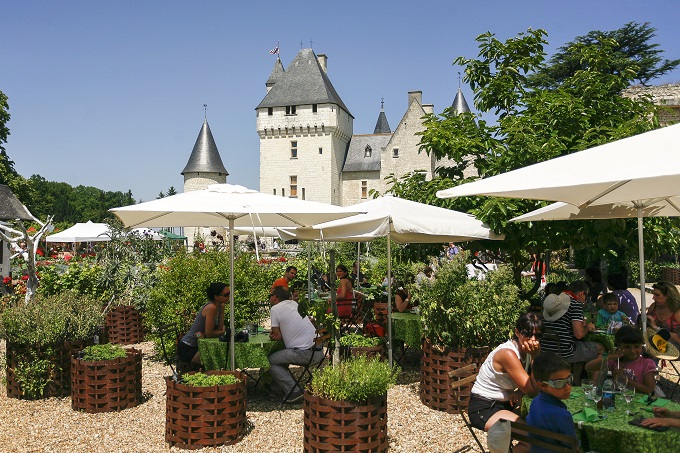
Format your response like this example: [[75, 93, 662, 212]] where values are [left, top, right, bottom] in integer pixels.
[[390, 312, 422, 348], [198, 334, 283, 371], [523, 386, 680, 453]]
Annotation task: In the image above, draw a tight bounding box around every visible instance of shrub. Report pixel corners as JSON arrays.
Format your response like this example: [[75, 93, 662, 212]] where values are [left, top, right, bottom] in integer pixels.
[[412, 252, 527, 348], [181, 372, 240, 387], [310, 355, 397, 404], [339, 333, 383, 347], [79, 343, 127, 362]]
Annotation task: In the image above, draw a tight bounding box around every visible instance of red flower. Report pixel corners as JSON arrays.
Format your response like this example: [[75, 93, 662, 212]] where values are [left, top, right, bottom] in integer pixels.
[[21, 275, 29, 281], [2, 276, 11, 285]]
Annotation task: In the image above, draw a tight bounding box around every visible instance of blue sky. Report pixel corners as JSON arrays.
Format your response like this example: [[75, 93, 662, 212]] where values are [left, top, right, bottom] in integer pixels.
[[4, 1, 680, 203]]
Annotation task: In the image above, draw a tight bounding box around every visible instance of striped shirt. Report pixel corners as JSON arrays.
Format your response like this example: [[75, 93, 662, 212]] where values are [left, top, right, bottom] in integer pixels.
[[542, 298, 584, 360]]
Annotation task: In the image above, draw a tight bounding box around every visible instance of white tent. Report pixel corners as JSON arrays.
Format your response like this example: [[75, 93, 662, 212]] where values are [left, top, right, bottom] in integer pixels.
[[46, 221, 112, 243], [436, 123, 680, 331], [111, 184, 362, 369], [279, 194, 504, 365]]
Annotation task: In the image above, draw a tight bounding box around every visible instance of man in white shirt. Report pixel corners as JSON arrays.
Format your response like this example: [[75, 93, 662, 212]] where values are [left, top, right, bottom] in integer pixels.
[[267, 286, 322, 402]]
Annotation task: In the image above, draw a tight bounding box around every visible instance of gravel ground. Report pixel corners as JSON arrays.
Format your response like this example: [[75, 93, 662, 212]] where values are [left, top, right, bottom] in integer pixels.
[[1, 339, 677, 453]]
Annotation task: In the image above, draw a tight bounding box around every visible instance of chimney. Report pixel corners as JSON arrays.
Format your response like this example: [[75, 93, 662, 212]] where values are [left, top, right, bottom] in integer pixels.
[[422, 104, 434, 114], [408, 90, 422, 106], [317, 54, 328, 72]]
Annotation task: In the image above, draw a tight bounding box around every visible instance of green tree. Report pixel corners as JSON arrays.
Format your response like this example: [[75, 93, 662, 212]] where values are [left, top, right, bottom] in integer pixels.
[[0, 91, 33, 203], [388, 27, 676, 287], [166, 186, 177, 196]]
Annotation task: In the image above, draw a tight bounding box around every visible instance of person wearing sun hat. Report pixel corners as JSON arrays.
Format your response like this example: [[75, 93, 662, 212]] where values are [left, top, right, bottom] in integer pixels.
[[541, 281, 603, 380], [645, 327, 680, 362]]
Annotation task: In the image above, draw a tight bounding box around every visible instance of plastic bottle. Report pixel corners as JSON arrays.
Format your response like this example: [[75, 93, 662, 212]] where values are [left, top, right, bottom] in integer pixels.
[[602, 372, 615, 411]]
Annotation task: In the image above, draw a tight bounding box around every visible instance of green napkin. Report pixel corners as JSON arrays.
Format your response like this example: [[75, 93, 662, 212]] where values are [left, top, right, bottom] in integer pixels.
[[636, 396, 671, 407], [572, 407, 602, 422]]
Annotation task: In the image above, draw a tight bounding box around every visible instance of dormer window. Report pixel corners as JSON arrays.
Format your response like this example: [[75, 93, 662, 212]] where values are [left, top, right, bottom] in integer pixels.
[[364, 145, 372, 158]]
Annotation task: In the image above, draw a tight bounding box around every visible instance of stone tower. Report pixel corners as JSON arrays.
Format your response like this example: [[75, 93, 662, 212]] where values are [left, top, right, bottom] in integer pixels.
[[181, 119, 228, 247], [256, 49, 353, 206]]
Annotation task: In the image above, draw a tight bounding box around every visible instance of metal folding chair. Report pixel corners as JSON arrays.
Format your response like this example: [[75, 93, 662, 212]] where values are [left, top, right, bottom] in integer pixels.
[[282, 327, 333, 403], [449, 363, 487, 453], [157, 322, 199, 381]]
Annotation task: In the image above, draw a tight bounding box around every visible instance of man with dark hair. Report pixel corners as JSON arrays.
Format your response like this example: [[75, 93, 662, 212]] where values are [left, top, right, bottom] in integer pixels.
[[542, 280, 603, 381], [267, 285, 321, 403], [271, 266, 297, 292]]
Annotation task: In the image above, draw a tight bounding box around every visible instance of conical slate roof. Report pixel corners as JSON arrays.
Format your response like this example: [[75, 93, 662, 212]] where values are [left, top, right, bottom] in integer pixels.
[[451, 88, 470, 114], [181, 120, 229, 175], [266, 58, 285, 88], [0, 185, 33, 221], [373, 102, 391, 134], [256, 49, 352, 117]]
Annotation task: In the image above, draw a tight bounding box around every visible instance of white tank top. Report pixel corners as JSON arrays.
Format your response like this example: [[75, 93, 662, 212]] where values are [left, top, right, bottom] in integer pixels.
[[471, 339, 521, 402]]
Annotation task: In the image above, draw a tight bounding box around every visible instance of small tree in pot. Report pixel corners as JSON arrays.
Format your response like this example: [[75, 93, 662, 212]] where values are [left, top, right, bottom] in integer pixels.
[[411, 252, 527, 414], [304, 355, 398, 453]]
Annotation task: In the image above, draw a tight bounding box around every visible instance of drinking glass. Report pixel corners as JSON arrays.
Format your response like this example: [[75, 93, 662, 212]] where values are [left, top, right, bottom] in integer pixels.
[[591, 388, 603, 416], [581, 379, 594, 407], [622, 387, 635, 415], [615, 372, 628, 391]]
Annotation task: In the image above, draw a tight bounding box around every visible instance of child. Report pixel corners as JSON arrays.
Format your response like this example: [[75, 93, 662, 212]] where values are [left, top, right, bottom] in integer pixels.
[[585, 326, 656, 395], [596, 293, 629, 328], [526, 352, 578, 452]]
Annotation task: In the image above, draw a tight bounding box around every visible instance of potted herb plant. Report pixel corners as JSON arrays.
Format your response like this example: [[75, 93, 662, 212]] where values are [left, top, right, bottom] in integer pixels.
[[304, 355, 397, 452], [412, 252, 526, 414], [339, 333, 385, 361], [0, 291, 103, 399], [70, 343, 142, 413], [165, 370, 247, 449]]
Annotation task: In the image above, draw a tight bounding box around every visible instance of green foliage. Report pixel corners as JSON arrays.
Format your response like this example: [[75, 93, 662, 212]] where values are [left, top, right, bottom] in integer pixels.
[[37, 260, 106, 300], [310, 355, 398, 404], [0, 291, 103, 346], [413, 252, 527, 348], [79, 343, 127, 362], [339, 333, 383, 347], [181, 372, 240, 387], [13, 351, 52, 399]]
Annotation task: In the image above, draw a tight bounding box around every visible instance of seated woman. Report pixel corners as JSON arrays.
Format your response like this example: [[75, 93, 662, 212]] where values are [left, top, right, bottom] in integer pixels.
[[394, 284, 413, 313], [334, 264, 355, 318], [647, 281, 680, 348], [177, 282, 229, 364], [468, 312, 543, 438]]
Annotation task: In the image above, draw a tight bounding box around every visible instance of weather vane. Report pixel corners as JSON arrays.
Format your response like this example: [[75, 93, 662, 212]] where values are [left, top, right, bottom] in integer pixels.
[[203, 104, 208, 120]]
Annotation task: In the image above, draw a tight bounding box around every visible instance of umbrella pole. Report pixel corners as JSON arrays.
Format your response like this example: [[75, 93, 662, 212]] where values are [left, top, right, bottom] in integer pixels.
[[307, 242, 312, 302], [387, 232, 393, 367], [637, 207, 647, 334], [229, 218, 236, 371]]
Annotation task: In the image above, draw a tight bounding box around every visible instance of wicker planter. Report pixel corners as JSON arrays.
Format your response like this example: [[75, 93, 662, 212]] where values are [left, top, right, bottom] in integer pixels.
[[105, 305, 145, 345], [303, 391, 388, 453], [419, 339, 489, 414], [70, 348, 142, 413], [165, 370, 247, 450], [660, 267, 680, 285], [342, 345, 386, 361], [6, 340, 90, 399]]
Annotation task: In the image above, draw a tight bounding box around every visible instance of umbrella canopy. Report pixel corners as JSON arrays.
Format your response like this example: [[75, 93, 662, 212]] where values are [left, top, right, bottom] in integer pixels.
[[437, 124, 680, 332], [110, 183, 362, 369], [279, 194, 503, 366], [46, 221, 112, 243], [511, 201, 680, 223]]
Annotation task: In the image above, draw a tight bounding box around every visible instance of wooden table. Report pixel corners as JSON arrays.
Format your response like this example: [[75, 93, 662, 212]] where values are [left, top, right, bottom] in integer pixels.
[[523, 386, 680, 453]]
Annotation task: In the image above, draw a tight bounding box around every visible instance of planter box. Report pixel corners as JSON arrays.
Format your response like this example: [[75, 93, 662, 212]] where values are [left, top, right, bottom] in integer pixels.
[[419, 339, 489, 414], [303, 391, 388, 453], [70, 348, 142, 413], [165, 370, 246, 450], [105, 305, 145, 345], [6, 340, 90, 399]]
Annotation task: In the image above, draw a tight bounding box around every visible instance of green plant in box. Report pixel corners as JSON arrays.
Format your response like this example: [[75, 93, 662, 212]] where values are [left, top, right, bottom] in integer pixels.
[[310, 355, 398, 404], [80, 343, 127, 362], [182, 372, 241, 387], [339, 333, 384, 348], [411, 252, 527, 348]]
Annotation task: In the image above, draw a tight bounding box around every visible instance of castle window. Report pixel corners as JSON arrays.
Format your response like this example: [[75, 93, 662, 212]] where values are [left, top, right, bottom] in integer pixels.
[[273, 189, 276, 195], [285, 105, 297, 115], [290, 176, 298, 197], [364, 145, 372, 158], [312, 104, 318, 113], [361, 181, 368, 199], [392, 148, 399, 158], [282, 188, 285, 197], [302, 188, 305, 200], [291, 141, 298, 158], [267, 107, 273, 116], [319, 147, 323, 154]]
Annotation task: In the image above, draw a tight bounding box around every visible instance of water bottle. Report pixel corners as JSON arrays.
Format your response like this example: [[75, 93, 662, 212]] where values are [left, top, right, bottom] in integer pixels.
[[602, 372, 615, 411], [596, 352, 609, 410]]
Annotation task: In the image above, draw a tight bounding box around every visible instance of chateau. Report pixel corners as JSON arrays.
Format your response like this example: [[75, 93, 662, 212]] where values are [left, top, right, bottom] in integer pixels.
[[255, 48, 470, 206]]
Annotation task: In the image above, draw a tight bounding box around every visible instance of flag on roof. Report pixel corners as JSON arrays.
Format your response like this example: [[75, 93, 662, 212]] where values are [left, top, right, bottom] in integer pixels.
[[269, 46, 279, 55]]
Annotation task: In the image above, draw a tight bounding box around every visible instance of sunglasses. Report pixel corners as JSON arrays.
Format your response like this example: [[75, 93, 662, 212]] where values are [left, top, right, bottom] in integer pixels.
[[219, 291, 230, 297], [541, 374, 573, 389], [520, 330, 543, 340]]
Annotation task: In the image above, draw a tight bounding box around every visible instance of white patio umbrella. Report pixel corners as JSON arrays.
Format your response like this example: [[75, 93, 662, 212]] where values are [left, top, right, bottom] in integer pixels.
[[436, 123, 680, 332], [111, 184, 362, 369], [279, 194, 504, 365]]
